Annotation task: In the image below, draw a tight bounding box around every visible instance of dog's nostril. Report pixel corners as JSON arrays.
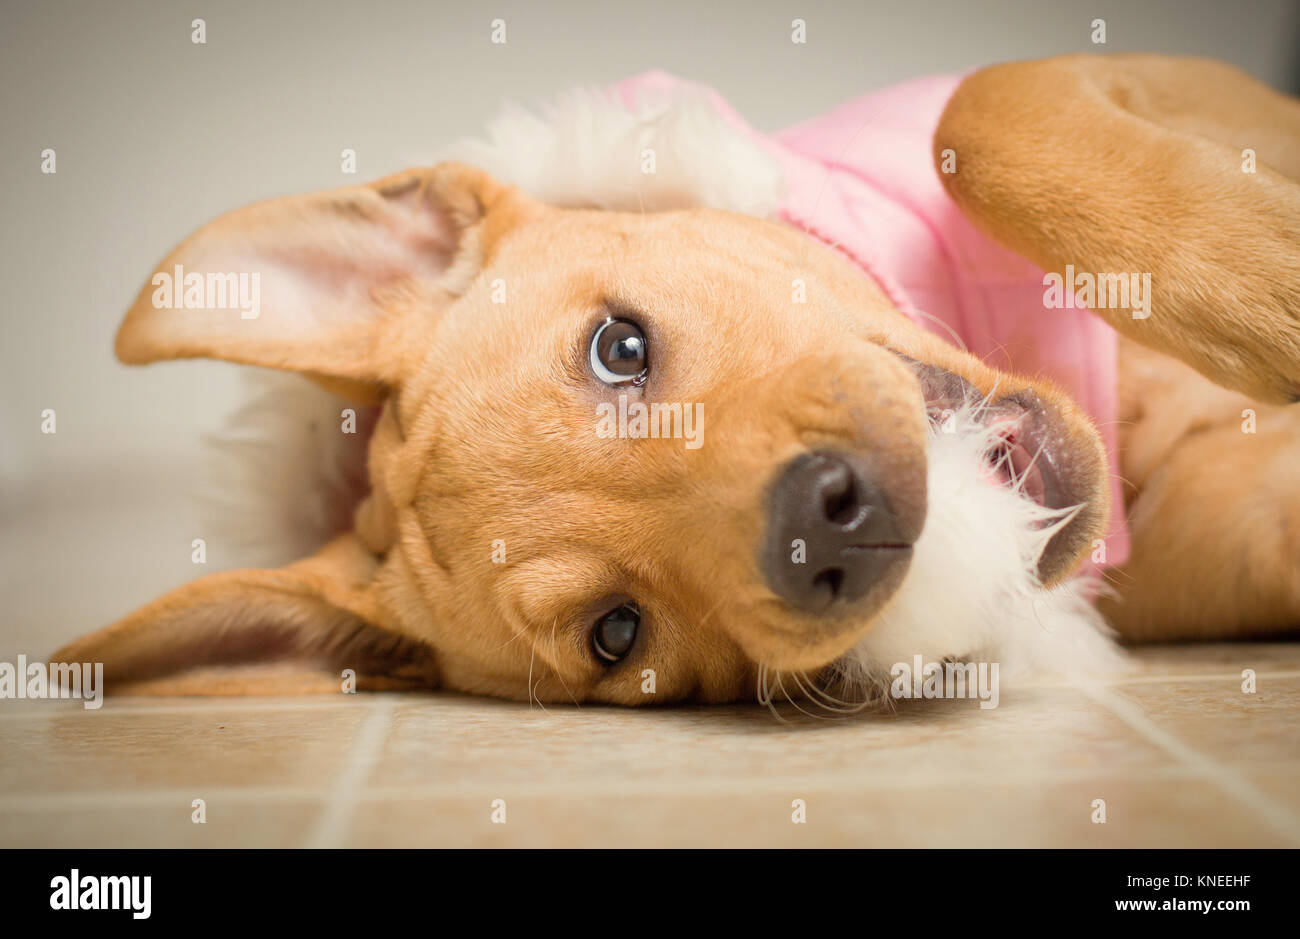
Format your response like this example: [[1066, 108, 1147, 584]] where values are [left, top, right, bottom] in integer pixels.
[[822, 475, 857, 524], [763, 451, 914, 615], [813, 568, 845, 598]]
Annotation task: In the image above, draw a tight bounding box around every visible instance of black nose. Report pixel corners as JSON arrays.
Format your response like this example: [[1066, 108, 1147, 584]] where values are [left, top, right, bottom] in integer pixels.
[[762, 452, 913, 614]]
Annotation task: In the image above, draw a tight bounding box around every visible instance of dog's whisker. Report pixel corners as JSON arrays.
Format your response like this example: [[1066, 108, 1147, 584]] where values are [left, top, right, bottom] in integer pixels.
[[766, 668, 796, 724], [773, 669, 838, 722], [832, 608, 902, 714], [788, 669, 857, 717], [694, 595, 730, 634], [902, 304, 970, 354], [969, 381, 1002, 420], [525, 636, 552, 714], [1009, 436, 1049, 494], [823, 661, 890, 712], [547, 616, 581, 708], [497, 613, 563, 709], [527, 641, 537, 711], [757, 663, 772, 708], [757, 664, 791, 724], [794, 668, 875, 715], [490, 619, 532, 654]]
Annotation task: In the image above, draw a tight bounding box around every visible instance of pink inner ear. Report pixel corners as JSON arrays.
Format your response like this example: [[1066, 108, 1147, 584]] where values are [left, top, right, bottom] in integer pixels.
[[232, 184, 461, 332], [120, 171, 472, 379]]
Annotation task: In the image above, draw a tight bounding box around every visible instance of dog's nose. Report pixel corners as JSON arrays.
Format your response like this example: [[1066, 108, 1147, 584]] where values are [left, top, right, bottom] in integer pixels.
[[762, 452, 913, 614]]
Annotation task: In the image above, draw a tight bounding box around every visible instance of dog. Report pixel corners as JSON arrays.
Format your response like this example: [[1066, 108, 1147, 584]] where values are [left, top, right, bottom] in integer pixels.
[[52, 54, 1300, 708]]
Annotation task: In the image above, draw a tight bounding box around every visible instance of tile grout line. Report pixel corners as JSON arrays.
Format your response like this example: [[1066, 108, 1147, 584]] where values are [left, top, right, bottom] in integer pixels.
[[1023, 668, 1300, 688], [0, 667, 1294, 721], [1076, 681, 1300, 846], [2, 666, 1294, 723], [0, 698, 365, 720], [300, 696, 396, 849], [17, 759, 1299, 812]]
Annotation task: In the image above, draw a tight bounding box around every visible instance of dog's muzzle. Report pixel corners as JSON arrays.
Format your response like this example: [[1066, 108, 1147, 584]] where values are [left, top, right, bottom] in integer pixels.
[[762, 451, 913, 614]]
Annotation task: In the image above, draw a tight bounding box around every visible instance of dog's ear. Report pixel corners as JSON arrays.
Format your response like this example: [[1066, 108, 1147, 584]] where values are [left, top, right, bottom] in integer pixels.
[[115, 162, 532, 392], [50, 535, 439, 693]]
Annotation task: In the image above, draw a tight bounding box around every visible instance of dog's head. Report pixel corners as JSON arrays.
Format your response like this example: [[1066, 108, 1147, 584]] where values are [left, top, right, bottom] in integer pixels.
[[59, 162, 1111, 704]]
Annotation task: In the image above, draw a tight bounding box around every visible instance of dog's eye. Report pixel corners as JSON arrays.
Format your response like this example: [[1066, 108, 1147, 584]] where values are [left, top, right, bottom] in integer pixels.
[[589, 318, 648, 386], [591, 603, 640, 663]]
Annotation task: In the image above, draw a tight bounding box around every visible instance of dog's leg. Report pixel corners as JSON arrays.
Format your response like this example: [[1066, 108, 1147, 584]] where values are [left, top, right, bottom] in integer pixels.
[[1098, 340, 1300, 639], [935, 54, 1300, 404]]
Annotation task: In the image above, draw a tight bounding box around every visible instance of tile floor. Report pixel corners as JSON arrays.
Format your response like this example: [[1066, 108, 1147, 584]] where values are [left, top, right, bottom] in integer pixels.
[[1, 643, 1297, 848]]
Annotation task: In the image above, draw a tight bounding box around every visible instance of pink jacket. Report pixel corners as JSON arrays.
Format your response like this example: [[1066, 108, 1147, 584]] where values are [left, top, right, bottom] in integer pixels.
[[615, 72, 1130, 569]]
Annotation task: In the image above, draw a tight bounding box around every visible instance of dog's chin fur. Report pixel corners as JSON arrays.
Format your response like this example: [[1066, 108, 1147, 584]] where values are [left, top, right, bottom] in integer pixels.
[[826, 402, 1124, 703], [201, 80, 1123, 695]]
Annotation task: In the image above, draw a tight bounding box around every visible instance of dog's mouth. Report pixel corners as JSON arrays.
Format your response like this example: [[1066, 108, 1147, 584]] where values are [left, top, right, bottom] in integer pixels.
[[977, 402, 1054, 508], [898, 355, 1065, 511], [890, 352, 1107, 587], [808, 357, 1110, 711]]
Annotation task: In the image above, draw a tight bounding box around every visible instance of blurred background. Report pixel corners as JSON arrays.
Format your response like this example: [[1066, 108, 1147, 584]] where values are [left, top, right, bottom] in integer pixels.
[[3, 0, 1299, 656]]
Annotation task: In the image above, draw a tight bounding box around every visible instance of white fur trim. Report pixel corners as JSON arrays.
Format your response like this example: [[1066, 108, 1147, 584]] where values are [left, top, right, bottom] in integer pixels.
[[830, 401, 1125, 700], [197, 368, 375, 569], [439, 82, 785, 216]]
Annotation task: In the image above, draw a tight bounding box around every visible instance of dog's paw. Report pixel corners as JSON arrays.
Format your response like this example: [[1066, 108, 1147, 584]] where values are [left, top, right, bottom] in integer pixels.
[[1139, 201, 1300, 405], [1173, 289, 1300, 406]]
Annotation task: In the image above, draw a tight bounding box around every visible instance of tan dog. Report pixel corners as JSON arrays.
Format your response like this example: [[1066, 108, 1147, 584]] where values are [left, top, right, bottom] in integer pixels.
[[53, 54, 1300, 705]]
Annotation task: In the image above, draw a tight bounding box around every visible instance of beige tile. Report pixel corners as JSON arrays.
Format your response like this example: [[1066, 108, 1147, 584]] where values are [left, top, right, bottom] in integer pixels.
[[0, 796, 322, 848], [0, 693, 356, 719], [0, 644, 1295, 848], [1122, 642, 1300, 678], [347, 775, 1283, 848], [372, 685, 1172, 796], [0, 700, 369, 795], [1244, 763, 1300, 813], [0, 699, 74, 719], [1111, 677, 1300, 763]]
